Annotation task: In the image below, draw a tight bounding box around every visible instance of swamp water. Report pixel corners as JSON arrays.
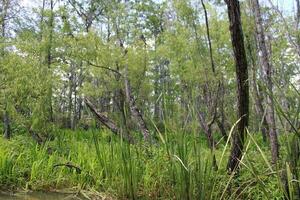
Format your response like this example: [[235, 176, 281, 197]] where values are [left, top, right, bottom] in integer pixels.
[[0, 192, 86, 200]]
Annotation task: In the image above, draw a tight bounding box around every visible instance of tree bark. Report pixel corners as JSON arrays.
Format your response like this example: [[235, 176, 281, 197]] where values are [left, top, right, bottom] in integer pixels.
[[252, 0, 279, 163], [85, 98, 133, 142], [296, 0, 300, 53], [3, 108, 11, 139], [225, 0, 249, 173], [217, 77, 228, 142], [114, 18, 151, 142], [1, 1, 11, 140], [85, 98, 120, 134], [43, 0, 54, 122], [246, 36, 269, 142], [197, 110, 216, 149], [124, 66, 150, 141], [68, 63, 74, 129]]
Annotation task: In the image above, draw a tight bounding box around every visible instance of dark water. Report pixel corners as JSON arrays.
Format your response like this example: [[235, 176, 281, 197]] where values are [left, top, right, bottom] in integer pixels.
[[0, 192, 83, 200]]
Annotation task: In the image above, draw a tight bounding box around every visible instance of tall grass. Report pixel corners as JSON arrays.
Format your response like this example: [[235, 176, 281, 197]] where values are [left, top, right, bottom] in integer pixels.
[[0, 127, 298, 199]]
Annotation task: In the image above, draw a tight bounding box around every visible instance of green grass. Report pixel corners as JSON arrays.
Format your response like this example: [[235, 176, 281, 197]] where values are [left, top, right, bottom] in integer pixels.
[[0, 129, 298, 199]]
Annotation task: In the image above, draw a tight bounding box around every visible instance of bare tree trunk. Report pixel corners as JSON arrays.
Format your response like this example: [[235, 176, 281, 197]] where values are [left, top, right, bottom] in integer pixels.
[[252, 0, 279, 163], [225, 0, 249, 173], [252, 64, 269, 142], [246, 36, 269, 142]]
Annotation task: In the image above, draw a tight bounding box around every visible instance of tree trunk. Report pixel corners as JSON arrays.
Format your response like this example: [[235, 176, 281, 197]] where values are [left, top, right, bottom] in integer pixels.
[[68, 63, 74, 129], [252, 0, 279, 163], [296, 0, 300, 47], [1, 2, 11, 140], [246, 36, 269, 142], [3, 108, 11, 139], [85, 98, 133, 142], [217, 77, 228, 142], [124, 66, 150, 141], [197, 110, 215, 149], [44, 0, 54, 122], [154, 66, 162, 122], [225, 0, 249, 173], [201, 0, 215, 73], [153, 36, 162, 122]]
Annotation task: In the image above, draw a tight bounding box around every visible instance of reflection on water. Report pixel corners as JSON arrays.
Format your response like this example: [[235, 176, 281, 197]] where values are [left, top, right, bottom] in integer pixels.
[[0, 192, 84, 200]]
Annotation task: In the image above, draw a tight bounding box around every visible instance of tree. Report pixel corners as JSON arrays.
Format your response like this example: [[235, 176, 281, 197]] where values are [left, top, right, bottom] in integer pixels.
[[252, 0, 279, 163], [225, 0, 249, 173], [0, 0, 20, 139]]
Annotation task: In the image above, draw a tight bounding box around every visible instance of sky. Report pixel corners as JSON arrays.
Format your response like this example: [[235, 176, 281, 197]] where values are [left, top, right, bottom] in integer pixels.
[[20, 0, 296, 11]]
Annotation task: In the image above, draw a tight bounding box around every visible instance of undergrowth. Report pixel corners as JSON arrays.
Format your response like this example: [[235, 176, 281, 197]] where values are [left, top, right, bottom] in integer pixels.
[[0, 129, 298, 199]]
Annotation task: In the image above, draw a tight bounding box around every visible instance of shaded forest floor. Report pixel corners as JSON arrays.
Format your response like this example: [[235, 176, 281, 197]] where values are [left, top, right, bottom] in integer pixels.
[[0, 129, 296, 199]]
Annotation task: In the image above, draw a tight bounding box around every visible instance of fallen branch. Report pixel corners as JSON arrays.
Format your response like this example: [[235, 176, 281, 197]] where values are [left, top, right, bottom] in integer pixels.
[[53, 162, 82, 174], [84, 98, 133, 142]]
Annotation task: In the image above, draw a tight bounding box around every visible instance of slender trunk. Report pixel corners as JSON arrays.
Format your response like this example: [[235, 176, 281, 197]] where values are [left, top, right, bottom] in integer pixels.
[[246, 36, 269, 142], [3, 108, 11, 139], [225, 0, 249, 173], [39, 0, 46, 40], [217, 119, 228, 141], [197, 110, 215, 148], [124, 66, 150, 141], [154, 68, 161, 121], [1, 2, 10, 139], [68, 64, 74, 129], [195, 93, 218, 170], [252, 65, 269, 142], [296, 0, 300, 47], [194, 5, 219, 148], [252, 0, 279, 163], [45, 0, 54, 122], [201, 0, 215, 73], [74, 66, 84, 129], [154, 37, 161, 122], [217, 77, 228, 141], [73, 84, 77, 130]]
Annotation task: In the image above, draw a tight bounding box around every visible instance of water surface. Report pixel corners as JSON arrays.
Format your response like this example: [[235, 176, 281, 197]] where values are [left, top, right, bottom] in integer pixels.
[[0, 191, 83, 200]]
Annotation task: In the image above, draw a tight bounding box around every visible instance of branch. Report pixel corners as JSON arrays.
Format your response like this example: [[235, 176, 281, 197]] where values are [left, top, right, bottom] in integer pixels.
[[67, 0, 87, 19], [87, 61, 122, 76], [267, 0, 300, 56], [53, 162, 82, 174]]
